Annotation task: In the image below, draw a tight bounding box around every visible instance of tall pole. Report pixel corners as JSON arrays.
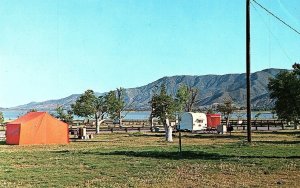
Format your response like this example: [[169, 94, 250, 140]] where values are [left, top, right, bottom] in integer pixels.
[[179, 128, 182, 153], [246, 0, 252, 142], [177, 114, 182, 154]]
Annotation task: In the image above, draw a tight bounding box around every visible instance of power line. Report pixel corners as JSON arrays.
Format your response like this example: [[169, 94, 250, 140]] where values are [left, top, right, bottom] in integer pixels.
[[250, 1, 293, 64], [252, 0, 300, 36]]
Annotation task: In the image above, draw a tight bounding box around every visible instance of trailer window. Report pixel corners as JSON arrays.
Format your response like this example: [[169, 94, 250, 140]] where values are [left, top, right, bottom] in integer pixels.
[[196, 119, 203, 123]]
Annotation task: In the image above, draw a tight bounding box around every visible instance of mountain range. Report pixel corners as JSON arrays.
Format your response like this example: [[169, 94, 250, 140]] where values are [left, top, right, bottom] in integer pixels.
[[8, 68, 285, 111]]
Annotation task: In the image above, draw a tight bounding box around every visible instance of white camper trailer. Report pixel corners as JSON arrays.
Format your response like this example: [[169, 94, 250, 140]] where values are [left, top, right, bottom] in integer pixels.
[[179, 112, 207, 131]]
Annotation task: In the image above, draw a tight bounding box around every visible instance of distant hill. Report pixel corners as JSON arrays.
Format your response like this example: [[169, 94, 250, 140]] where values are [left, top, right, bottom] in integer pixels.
[[10, 68, 285, 111], [11, 94, 81, 111]]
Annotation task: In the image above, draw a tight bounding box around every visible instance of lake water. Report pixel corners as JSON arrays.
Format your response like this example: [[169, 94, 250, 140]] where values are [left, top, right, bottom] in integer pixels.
[[2, 110, 276, 121], [1, 110, 151, 121]]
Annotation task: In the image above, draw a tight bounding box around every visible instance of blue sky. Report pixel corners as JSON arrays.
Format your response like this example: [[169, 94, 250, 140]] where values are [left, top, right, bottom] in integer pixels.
[[0, 0, 300, 107]]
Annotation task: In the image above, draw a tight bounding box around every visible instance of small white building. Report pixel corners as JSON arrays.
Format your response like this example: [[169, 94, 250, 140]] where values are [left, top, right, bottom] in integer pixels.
[[178, 112, 207, 131]]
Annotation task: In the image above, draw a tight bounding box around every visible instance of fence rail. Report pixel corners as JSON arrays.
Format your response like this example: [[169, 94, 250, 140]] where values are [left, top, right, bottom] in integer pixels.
[[69, 126, 157, 135], [221, 119, 287, 130], [70, 119, 289, 135]]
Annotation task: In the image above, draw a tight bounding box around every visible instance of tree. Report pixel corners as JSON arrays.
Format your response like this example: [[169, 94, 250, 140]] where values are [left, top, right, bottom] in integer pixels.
[[175, 85, 199, 112], [175, 85, 190, 112], [186, 87, 199, 112], [105, 88, 126, 127], [71, 90, 107, 134], [292, 63, 300, 75], [27, 109, 37, 113], [217, 98, 236, 127], [94, 96, 107, 133], [72, 90, 96, 119], [206, 108, 214, 114], [150, 84, 176, 142], [55, 106, 73, 124], [268, 63, 300, 128], [174, 84, 200, 129], [0, 112, 4, 125]]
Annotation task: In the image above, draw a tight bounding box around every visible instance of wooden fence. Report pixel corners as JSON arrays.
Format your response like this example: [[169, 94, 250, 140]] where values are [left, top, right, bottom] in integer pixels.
[[221, 119, 287, 130], [70, 119, 289, 135]]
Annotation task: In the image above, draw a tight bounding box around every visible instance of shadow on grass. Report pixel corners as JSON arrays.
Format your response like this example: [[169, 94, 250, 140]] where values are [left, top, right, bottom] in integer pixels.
[[54, 150, 71, 153], [130, 133, 166, 138], [254, 131, 300, 135], [77, 150, 300, 160], [254, 140, 300, 145], [70, 139, 114, 143], [182, 134, 245, 140], [81, 150, 229, 160], [131, 133, 245, 140]]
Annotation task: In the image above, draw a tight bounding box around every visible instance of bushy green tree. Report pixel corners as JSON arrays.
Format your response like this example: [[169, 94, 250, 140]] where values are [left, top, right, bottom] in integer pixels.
[[268, 63, 300, 128], [217, 98, 236, 126], [105, 88, 125, 126], [72, 90, 96, 119], [150, 84, 176, 142], [71, 90, 107, 133], [55, 106, 73, 124]]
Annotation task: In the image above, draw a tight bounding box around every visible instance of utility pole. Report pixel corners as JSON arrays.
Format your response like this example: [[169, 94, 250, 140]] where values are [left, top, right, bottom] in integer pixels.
[[246, 0, 252, 142]]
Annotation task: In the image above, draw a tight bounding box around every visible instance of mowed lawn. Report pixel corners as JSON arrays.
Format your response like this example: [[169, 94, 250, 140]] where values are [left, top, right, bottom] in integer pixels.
[[0, 130, 299, 187]]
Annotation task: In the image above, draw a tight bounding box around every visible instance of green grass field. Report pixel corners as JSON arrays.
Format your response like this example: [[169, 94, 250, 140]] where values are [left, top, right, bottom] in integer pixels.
[[0, 130, 299, 187]]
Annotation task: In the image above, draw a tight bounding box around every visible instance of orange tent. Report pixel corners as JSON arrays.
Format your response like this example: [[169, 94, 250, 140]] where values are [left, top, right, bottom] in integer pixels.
[[6, 112, 69, 145]]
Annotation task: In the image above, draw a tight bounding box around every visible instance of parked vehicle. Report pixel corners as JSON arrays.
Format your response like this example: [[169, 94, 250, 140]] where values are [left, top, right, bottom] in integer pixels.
[[178, 112, 222, 131], [178, 112, 207, 131], [206, 114, 222, 130]]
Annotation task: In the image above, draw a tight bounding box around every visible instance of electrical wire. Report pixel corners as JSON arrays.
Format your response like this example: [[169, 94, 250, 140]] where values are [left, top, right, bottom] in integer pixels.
[[252, 0, 300, 36], [250, 1, 293, 64]]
